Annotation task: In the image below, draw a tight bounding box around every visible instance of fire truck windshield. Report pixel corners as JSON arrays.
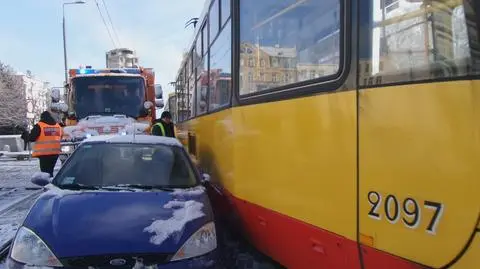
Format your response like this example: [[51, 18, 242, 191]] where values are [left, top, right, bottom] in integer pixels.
[[72, 76, 146, 119]]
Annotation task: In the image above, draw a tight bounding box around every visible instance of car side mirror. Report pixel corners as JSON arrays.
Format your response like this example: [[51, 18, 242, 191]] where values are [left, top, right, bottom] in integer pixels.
[[201, 173, 211, 184], [31, 172, 52, 187]]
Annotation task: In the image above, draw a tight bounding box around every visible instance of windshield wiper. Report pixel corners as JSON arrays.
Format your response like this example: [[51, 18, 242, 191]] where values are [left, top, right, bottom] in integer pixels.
[[58, 183, 100, 190], [111, 184, 175, 192]]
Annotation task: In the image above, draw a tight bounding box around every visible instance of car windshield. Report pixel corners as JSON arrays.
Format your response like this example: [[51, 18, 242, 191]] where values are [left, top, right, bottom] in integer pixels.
[[72, 76, 145, 119], [53, 143, 198, 189]]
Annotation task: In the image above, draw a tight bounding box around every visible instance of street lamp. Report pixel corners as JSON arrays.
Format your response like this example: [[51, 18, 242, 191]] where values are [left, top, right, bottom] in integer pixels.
[[62, 0, 85, 87]]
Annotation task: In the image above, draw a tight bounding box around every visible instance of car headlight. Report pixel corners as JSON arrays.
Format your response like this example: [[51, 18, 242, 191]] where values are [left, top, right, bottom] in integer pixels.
[[10, 226, 63, 267], [171, 222, 217, 261], [60, 145, 73, 154]]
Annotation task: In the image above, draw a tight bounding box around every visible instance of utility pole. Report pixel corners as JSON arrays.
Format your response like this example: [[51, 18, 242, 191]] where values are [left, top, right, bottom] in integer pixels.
[[62, 1, 85, 94]]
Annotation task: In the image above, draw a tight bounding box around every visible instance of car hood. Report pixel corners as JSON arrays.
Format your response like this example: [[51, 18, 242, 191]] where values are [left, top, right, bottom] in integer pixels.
[[22, 185, 212, 258]]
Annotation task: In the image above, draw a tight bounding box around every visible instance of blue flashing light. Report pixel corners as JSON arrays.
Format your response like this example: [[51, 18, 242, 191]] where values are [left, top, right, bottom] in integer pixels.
[[76, 68, 97, 75], [75, 67, 141, 75]]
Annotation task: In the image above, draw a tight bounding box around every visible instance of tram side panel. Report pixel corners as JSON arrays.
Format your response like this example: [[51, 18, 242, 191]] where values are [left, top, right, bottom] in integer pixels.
[[231, 91, 359, 269], [358, 81, 480, 269], [357, 0, 480, 267]]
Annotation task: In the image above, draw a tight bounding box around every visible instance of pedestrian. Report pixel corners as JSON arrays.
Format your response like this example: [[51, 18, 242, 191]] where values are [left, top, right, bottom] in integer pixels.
[[151, 111, 175, 137], [29, 111, 63, 177]]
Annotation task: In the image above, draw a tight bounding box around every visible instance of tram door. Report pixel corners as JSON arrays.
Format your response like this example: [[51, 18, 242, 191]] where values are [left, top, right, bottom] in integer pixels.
[[357, 0, 480, 268]]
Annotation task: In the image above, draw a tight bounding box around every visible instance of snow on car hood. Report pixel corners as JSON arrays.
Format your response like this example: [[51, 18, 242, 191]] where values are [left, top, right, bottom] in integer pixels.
[[22, 185, 213, 258], [62, 115, 150, 140]]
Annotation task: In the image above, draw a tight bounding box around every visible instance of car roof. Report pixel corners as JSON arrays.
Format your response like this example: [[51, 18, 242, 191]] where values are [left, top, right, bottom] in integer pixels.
[[80, 134, 183, 147]]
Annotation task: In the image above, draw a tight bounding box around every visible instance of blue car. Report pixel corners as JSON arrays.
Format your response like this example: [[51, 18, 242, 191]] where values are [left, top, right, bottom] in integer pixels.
[[6, 135, 220, 269]]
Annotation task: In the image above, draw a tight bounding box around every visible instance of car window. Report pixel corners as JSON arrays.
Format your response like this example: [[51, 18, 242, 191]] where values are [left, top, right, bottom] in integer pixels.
[[54, 143, 198, 188]]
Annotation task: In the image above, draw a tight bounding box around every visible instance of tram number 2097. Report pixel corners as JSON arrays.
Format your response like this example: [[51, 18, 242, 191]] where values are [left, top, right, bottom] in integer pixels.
[[367, 191, 444, 235]]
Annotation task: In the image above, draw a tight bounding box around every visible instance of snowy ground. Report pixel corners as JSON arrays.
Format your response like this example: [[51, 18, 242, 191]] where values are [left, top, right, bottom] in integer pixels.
[[0, 158, 283, 269], [0, 157, 61, 248]]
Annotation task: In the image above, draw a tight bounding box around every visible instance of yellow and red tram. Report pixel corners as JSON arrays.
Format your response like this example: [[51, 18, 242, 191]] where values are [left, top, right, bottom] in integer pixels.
[[170, 0, 480, 268]]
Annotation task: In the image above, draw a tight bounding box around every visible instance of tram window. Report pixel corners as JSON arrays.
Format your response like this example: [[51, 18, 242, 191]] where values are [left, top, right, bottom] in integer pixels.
[[202, 22, 209, 56], [358, 0, 480, 87], [196, 78, 208, 115], [196, 37, 202, 67], [202, 51, 210, 107], [176, 73, 188, 122], [209, 19, 231, 111], [190, 49, 195, 72], [197, 45, 205, 80], [239, 0, 341, 95], [220, 0, 230, 27], [209, 0, 220, 45], [188, 74, 196, 118]]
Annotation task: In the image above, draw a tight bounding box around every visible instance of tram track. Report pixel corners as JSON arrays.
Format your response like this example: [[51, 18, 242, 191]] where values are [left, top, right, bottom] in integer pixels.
[[0, 188, 42, 215], [0, 188, 43, 264], [0, 239, 11, 261]]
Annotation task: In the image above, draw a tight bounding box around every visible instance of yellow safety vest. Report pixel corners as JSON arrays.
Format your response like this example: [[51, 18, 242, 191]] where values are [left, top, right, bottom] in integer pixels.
[[151, 122, 166, 136]]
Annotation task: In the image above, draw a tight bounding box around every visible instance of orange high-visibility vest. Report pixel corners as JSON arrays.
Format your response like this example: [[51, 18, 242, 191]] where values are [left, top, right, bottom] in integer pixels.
[[32, 122, 62, 157]]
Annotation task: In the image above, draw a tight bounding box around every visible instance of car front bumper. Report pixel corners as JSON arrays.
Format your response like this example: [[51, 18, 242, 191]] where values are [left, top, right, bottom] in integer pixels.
[[6, 249, 222, 269]]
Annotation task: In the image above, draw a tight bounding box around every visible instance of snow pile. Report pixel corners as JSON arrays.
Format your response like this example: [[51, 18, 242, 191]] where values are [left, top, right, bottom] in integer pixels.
[[38, 184, 82, 199], [82, 134, 183, 147], [172, 186, 206, 197], [123, 122, 150, 135], [30, 172, 51, 181], [143, 200, 205, 245], [62, 115, 137, 139], [81, 115, 134, 125]]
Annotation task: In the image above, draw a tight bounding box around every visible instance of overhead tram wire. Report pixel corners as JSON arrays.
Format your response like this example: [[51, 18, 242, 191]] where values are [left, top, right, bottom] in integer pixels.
[[101, 0, 121, 47], [94, 0, 117, 48]]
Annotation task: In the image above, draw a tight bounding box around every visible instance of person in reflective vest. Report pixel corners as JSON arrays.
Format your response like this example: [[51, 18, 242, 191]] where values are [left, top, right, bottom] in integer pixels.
[[29, 111, 62, 177], [151, 111, 175, 137]]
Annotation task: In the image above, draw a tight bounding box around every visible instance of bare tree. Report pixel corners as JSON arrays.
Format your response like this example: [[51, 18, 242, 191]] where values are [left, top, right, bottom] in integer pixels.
[[0, 61, 27, 131], [26, 82, 48, 127]]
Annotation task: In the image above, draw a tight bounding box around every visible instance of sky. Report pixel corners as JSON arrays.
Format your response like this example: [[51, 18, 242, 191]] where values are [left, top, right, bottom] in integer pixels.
[[0, 0, 205, 99]]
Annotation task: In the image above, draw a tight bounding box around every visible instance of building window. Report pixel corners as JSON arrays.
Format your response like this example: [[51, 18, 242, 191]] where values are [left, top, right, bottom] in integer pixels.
[[359, 0, 480, 87], [383, 0, 399, 13], [272, 57, 278, 67], [239, 0, 341, 95], [208, 19, 231, 111], [248, 58, 254, 67]]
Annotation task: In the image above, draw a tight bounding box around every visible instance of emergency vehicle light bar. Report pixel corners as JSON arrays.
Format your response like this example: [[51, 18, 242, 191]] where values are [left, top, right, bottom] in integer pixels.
[[75, 68, 141, 75]]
